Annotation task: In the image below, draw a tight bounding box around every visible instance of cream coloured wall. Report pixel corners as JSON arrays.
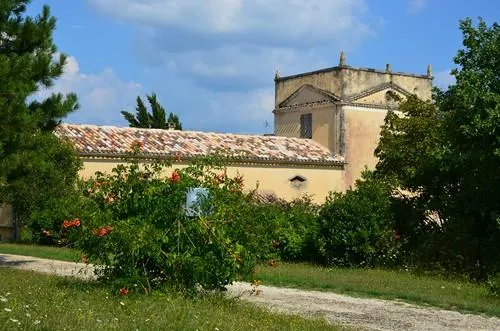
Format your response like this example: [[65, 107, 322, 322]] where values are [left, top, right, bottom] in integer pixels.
[[354, 89, 406, 105], [80, 159, 344, 203], [274, 104, 336, 152], [342, 106, 388, 189], [275, 70, 342, 105], [341, 67, 432, 100]]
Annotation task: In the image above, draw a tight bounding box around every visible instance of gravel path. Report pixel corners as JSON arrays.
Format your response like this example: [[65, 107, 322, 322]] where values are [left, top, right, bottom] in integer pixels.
[[1, 253, 499, 331]]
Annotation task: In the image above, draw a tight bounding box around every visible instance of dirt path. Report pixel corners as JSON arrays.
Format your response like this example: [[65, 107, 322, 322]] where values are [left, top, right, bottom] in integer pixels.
[[1, 253, 499, 331]]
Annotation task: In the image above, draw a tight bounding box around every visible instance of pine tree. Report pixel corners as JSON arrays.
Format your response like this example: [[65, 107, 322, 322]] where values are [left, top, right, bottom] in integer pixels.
[[0, 1, 81, 234], [121, 93, 183, 130]]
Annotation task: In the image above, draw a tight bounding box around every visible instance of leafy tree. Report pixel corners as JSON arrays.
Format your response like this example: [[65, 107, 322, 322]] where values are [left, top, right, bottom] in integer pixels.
[[375, 18, 500, 279], [0, 1, 81, 238], [121, 93, 183, 130], [317, 171, 398, 267]]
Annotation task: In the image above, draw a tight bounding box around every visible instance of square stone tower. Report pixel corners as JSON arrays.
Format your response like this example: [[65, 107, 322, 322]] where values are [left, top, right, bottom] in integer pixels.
[[273, 52, 433, 189]]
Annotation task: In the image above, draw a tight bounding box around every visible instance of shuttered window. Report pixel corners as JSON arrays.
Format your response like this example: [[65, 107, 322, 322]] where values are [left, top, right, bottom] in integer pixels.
[[300, 113, 312, 139]]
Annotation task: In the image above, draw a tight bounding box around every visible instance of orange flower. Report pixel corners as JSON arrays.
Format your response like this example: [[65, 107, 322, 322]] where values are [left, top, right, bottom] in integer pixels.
[[213, 173, 226, 184], [81, 255, 89, 264], [170, 171, 181, 183], [104, 193, 116, 204], [92, 225, 113, 237], [62, 218, 81, 229], [119, 287, 129, 296]]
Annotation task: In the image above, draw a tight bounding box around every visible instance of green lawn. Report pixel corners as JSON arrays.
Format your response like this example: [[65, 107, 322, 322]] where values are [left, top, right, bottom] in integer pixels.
[[0, 243, 82, 262], [254, 262, 500, 317], [2, 244, 499, 318], [0, 268, 344, 331]]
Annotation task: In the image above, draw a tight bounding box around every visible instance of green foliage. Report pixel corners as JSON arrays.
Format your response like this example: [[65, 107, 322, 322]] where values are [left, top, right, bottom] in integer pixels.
[[375, 18, 500, 280], [0, 134, 82, 243], [121, 93, 183, 130], [317, 171, 399, 267], [0, 1, 80, 238], [76, 156, 252, 291], [487, 274, 500, 297], [273, 197, 321, 262]]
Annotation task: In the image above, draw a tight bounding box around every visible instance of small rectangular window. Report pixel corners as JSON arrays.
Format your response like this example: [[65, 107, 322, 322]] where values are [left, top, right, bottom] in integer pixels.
[[300, 113, 312, 139]]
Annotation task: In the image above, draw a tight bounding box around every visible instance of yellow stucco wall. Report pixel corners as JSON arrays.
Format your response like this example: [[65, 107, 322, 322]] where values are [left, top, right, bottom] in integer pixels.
[[354, 89, 406, 105], [341, 68, 432, 100], [80, 159, 344, 203], [343, 106, 387, 189], [275, 70, 342, 105], [275, 67, 432, 107], [274, 104, 336, 151], [274, 65, 432, 191]]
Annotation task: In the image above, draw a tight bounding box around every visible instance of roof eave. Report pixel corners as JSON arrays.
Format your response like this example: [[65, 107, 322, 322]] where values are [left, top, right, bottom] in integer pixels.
[[77, 151, 345, 168]]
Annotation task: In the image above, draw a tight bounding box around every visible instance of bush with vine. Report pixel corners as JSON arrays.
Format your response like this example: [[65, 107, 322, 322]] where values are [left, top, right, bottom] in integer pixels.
[[76, 152, 253, 292]]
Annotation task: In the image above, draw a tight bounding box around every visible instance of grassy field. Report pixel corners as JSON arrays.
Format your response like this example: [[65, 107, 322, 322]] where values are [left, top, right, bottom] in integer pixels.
[[0, 243, 82, 262], [254, 262, 500, 317], [2, 244, 499, 317], [0, 268, 344, 331]]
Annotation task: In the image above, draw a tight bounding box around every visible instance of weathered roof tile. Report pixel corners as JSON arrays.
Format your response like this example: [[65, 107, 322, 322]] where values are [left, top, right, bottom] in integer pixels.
[[55, 124, 344, 166]]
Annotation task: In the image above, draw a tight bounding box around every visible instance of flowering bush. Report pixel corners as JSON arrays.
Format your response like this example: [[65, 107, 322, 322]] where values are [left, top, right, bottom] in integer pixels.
[[23, 188, 93, 246], [76, 155, 252, 291]]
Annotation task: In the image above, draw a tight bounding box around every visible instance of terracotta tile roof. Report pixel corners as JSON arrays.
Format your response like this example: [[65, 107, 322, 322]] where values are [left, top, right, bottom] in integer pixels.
[[55, 124, 344, 166]]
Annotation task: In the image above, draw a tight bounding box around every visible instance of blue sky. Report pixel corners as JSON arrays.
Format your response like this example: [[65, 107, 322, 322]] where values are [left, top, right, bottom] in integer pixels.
[[28, 0, 499, 134]]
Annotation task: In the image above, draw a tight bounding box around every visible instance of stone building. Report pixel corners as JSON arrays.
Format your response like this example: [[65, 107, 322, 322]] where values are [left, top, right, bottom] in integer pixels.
[[273, 51, 433, 188], [0, 53, 433, 240]]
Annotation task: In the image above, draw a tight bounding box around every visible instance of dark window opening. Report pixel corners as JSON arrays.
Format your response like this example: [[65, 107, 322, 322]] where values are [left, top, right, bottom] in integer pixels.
[[300, 113, 312, 139]]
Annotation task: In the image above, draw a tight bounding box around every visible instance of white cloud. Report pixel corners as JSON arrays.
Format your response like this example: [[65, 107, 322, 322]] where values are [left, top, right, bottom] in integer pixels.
[[433, 69, 455, 90], [85, 0, 381, 133], [88, 0, 371, 42], [160, 45, 328, 89], [407, 0, 426, 15], [35, 55, 142, 124]]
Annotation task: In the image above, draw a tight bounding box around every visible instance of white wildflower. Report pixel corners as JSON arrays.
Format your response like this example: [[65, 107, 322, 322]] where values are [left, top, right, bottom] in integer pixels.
[[0, 296, 7, 302], [120, 301, 125, 306], [34, 320, 41, 325], [4, 308, 12, 312], [9, 318, 18, 323], [25, 313, 31, 317]]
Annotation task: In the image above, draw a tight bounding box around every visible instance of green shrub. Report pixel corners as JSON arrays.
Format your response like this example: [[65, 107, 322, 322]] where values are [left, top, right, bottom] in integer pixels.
[[0, 134, 82, 244], [213, 191, 284, 264], [26, 185, 93, 246], [76, 156, 253, 292], [317, 171, 399, 267], [273, 196, 321, 262], [487, 274, 500, 297]]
